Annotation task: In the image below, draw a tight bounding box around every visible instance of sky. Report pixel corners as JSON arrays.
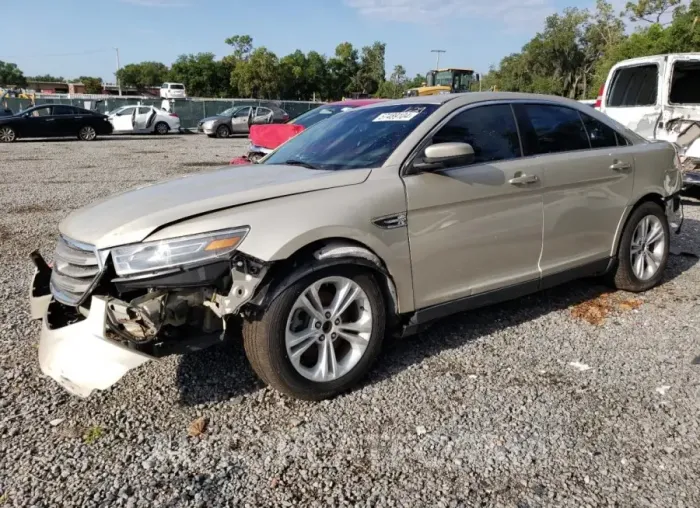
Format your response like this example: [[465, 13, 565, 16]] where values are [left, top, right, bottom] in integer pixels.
[[1, 0, 612, 83]]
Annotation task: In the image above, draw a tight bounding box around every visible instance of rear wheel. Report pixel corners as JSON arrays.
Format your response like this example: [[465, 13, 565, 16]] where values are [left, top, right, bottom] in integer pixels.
[[0, 126, 17, 143], [155, 121, 169, 135], [243, 268, 386, 400], [216, 124, 231, 138], [609, 201, 669, 292], [78, 125, 97, 141]]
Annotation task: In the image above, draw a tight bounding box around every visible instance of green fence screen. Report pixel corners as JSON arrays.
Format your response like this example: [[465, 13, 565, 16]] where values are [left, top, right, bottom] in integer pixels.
[[2, 97, 322, 130]]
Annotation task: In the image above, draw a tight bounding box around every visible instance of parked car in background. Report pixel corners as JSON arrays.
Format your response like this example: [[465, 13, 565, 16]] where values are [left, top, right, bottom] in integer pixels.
[[30, 92, 682, 401], [107, 105, 180, 135], [0, 104, 113, 142], [231, 99, 384, 164], [160, 82, 187, 99], [198, 105, 289, 138], [597, 53, 700, 192]]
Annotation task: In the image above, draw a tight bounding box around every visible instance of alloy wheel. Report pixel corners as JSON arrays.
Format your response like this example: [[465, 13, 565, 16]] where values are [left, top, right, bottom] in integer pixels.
[[630, 214, 666, 281], [285, 276, 373, 382], [156, 122, 168, 134], [0, 127, 16, 142], [79, 126, 96, 141]]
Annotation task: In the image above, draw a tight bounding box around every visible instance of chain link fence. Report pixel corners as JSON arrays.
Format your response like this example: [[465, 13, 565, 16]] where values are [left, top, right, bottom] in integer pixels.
[[2, 97, 322, 130]]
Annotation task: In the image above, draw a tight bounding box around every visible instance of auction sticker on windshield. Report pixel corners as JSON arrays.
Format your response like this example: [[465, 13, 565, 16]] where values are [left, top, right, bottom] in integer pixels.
[[373, 112, 420, 122]]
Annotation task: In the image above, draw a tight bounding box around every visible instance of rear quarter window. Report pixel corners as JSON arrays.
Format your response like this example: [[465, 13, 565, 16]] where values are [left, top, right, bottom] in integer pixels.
[[606, 64, 658, 107]]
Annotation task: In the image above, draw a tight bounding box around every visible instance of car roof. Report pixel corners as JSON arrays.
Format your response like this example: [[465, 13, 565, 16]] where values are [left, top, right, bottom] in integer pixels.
[[358, 91, 598, 109]]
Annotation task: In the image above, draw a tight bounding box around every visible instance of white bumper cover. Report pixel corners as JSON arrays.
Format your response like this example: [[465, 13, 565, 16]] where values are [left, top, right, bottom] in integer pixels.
[[31, 278, 151, 397]]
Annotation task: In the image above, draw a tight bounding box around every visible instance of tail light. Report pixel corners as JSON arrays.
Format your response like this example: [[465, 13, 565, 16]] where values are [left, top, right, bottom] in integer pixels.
[[594, 84, 604, 109], [169, 113, 179, 118], [282, 114, 289, 122]]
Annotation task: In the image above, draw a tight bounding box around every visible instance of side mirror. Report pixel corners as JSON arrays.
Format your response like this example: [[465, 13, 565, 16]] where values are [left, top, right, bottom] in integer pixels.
[[414, 142, 475, 171]]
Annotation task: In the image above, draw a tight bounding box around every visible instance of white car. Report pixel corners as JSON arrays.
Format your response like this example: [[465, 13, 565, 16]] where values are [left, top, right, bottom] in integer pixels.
[[107, 105, 180, 135], [160, 82, 187, 99]]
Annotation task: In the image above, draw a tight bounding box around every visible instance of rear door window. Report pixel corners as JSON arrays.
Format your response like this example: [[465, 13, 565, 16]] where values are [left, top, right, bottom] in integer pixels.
[[431, 104, 522, 164], [606, 64, 658, 107], [52, 105, 76, 116], [579, 112, 618, 149], [514, 104, 590, 155]]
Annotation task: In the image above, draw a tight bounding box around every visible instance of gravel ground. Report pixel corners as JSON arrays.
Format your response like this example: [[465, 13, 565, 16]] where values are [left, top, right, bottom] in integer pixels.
[[1, 134, 699, 507]]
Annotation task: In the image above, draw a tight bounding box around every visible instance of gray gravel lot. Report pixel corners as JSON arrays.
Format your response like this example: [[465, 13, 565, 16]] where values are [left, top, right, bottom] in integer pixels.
[[1, 134, 699, 507]]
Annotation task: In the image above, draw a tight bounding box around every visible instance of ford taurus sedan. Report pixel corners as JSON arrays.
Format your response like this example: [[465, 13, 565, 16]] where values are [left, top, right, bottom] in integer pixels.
[[29, 92, 683, 400], [197, 105, 288, 138]]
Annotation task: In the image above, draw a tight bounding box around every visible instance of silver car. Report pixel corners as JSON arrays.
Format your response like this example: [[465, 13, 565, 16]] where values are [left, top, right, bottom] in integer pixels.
[[30, 92, 683, 401], [197, 105, 289, 138]]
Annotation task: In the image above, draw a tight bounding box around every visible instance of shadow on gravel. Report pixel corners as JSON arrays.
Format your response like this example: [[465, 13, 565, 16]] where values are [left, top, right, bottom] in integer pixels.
[[369, 218, 700, 388], [175, 339, 264, 406], [14, 136, 182, 143], [173, 219, 700, 404]]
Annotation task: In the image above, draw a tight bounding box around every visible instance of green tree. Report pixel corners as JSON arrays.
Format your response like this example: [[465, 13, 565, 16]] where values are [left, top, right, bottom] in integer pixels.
[[376, 65, 407, 98], [116, 61, 169, 91], [327, 42, 360, 99], [77, 76, 104, 94], [624, 0, 681, 24], [0, 61, 27, 87], [279, 50, 309, 100], [224, 35, 254, 61], [305, 51, 329, 100], [357, 41, 386, 94], [232, 47, 281, 99], [170, 53, 230, 97], [27, 74, 65, 82]]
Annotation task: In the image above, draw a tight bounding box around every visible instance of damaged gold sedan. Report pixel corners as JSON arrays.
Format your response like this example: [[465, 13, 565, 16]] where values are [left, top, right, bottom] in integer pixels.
[[30, 93, 683, 401]]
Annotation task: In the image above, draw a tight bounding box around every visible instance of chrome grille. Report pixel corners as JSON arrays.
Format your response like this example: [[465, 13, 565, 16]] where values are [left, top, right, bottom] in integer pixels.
[[50, 236, 101, 306]]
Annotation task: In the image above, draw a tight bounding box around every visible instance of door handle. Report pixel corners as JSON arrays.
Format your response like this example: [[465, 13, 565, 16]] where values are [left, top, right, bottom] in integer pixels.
[[610, 160, 631, 171], [44, 118, 55, 122], [508, 174, 539, 185]]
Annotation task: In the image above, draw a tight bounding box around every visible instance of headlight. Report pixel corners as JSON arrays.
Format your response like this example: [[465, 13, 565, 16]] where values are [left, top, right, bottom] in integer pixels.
[[110, 227, 249, 277], [203, 120, 215, 128]]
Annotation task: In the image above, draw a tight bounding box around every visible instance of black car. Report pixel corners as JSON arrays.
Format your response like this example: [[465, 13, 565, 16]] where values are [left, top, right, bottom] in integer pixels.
[[0, 104, 113, 143]]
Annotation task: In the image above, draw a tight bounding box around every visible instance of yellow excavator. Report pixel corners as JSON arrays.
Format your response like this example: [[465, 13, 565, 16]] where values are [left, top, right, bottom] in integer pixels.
[[405, 68, 479, 97]]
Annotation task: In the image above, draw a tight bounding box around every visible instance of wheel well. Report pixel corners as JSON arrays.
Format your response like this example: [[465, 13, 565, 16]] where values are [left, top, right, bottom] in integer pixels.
[[255, 238, 401, 323], [634, 192, 664, 210], [613, 193, 666, 255]]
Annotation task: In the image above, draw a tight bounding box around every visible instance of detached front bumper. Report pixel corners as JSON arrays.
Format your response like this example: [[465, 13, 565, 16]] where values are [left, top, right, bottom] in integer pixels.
[[29, 257, 151, 398]]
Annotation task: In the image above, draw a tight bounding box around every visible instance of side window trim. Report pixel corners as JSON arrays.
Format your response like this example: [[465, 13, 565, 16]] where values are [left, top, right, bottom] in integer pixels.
[[402, 101, 524, 176]]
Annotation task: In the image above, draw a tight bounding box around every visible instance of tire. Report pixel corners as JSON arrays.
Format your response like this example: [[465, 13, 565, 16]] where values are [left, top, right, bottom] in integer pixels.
[[78, 125, 97, 141], [216, 124, 231, 138], [155, 122, 169, 135], [608, 201, 669, 292], [0, 126, 17, 143], [243, 267, 386, 400]]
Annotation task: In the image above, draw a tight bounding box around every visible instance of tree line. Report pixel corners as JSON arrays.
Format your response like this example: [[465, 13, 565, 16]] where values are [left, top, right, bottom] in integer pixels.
[[482, 0, 700, 99], [112, 35, 425, 100], [3, 0, 699, 102]]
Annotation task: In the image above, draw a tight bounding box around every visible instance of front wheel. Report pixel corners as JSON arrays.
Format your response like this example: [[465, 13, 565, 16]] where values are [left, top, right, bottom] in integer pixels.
[[78, 125, 97, 141], [243, 268, 386, 400], [609, 201, 669, 292], [0, 126, 17, 143], [216, 124, 231, 138]]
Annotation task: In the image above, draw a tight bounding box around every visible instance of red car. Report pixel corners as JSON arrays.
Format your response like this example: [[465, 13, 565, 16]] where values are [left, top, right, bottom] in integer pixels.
[[230, 99, 385, 164]]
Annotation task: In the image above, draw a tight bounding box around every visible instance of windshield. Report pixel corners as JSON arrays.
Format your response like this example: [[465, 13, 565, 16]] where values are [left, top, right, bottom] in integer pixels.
[[263, 103, 438, 170], [291, 104, 357, 128]]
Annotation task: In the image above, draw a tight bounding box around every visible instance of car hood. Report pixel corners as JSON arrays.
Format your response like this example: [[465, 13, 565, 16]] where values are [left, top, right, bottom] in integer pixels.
[[60, 164, 371, 249], [200, 116, 225, 123]]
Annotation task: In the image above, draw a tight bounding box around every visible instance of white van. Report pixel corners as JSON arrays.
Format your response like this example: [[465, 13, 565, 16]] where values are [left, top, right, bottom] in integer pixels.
[[159, 82, 187, 99], [597, 53, 700, 184]]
